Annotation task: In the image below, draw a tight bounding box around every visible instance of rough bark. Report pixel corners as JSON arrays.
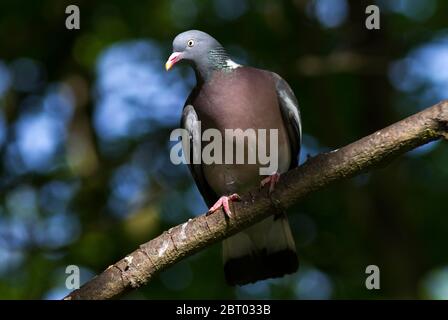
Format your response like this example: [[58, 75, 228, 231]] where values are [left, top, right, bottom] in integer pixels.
[[64, 101, 448, 300]]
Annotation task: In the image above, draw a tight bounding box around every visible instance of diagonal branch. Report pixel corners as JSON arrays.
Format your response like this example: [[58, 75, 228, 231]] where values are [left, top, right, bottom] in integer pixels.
[[64, 101, 448, 300]]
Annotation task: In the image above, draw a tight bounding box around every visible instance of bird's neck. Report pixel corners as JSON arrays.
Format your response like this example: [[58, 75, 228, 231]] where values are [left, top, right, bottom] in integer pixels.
[[194, 47, 240, 83]]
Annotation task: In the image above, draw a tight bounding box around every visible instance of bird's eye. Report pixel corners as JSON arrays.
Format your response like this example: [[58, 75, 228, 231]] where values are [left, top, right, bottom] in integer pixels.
[[187, 39, 195, 47]]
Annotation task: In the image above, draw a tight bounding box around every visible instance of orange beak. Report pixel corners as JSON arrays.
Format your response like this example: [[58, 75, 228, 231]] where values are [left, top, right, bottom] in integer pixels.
[[165, 52, 182, 71]]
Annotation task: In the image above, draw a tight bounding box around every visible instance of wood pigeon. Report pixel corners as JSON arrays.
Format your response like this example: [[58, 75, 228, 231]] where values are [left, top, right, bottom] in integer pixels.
[[166, 30, 301, 286]]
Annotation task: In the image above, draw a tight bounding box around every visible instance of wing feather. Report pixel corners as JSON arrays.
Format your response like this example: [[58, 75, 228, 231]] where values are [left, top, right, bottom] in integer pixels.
[[272, 73, 302, 169], [181, 104, 218, 207]]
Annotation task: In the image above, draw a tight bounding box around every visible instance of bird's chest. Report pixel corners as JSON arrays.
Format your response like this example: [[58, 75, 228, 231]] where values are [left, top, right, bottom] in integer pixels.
[[190, 72, 291, 194], [193, 74, 278, 131]]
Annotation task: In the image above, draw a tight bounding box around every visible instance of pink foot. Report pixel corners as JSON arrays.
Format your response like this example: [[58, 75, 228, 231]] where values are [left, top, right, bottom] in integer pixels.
[[207, 194, 241, 218], [260, 172, 281, 194]]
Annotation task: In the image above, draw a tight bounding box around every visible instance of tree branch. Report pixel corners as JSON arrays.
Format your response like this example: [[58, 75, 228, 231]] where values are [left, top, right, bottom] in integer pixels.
[[64, 101, 448, 300]]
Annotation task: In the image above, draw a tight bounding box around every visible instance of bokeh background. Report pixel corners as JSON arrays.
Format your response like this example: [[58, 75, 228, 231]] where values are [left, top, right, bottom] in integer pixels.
[[0, 0, 447, 299]]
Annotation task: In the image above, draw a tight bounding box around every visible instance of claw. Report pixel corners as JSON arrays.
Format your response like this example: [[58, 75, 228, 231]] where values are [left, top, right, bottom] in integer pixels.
[[207, 193, 241, 218], [260, 172, 281, 194]]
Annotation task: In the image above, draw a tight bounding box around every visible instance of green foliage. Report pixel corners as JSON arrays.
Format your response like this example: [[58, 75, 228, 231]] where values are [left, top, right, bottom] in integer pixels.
[[0, 0, 447, 299]]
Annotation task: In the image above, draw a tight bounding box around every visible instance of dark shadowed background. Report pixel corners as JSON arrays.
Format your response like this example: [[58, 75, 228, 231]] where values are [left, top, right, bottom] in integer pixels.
[[0, 0, 447, 299]]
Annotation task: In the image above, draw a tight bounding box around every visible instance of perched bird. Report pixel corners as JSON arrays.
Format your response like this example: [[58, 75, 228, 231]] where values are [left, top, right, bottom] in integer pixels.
[[166, 30, 302, 286]]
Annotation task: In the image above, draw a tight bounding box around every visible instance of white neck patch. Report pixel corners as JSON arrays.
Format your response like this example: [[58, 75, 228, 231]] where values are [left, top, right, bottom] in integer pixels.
[[225, 59, 241, 70]]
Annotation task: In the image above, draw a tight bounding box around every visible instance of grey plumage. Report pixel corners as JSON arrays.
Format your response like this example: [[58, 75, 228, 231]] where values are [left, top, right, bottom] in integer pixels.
[[171, 30, 233, 81], [169, 30, 301, 285]]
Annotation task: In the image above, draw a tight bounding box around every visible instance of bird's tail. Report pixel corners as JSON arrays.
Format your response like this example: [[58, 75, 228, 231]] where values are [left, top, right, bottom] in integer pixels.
[[223, 213, 298, 286]]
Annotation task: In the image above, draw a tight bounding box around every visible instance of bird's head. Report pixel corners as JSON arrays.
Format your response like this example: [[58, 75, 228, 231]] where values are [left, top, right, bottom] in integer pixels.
[[165, 30, 226, 72]]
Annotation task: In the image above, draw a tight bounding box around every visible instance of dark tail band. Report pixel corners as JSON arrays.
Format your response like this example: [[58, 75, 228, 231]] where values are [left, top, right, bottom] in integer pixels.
[[224, 249, 299, 286]]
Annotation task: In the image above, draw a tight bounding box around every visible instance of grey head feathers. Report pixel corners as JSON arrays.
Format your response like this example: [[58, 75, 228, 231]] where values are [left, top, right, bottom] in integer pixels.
[[170, 30, 240, 81]]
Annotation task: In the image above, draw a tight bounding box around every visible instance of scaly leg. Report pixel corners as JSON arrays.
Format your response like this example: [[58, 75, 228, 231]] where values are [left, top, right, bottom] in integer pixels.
[[207, 193, 241, 218], [260, 172, 281, 194]]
